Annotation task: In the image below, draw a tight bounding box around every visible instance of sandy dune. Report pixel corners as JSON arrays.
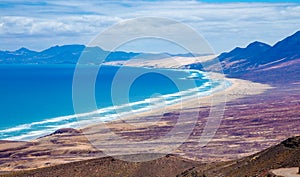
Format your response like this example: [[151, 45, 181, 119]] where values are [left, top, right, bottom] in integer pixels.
[[104, 55, 217, 69]]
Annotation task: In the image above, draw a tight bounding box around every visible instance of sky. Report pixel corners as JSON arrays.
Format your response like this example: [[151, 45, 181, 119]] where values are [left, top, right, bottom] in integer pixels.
[[0, 0, 300, 54]]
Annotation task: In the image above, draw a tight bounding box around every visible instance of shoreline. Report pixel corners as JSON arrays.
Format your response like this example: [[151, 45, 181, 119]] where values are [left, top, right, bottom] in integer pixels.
[[0, 64, 275, 171], [0, 66, 272, 142], [94, 71, 271, 124], [0, 66, 236, 141], [0, 65, 213, 141], [76, 71, 272, 159]]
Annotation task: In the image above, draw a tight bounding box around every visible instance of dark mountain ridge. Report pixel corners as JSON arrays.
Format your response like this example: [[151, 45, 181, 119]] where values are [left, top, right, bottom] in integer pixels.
[[186, 30, 300, 85], [218, 41, 272, 63]]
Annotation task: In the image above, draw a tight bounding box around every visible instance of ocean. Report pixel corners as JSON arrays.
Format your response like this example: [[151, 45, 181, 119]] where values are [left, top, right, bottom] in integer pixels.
[[0, 64, 224, 141]]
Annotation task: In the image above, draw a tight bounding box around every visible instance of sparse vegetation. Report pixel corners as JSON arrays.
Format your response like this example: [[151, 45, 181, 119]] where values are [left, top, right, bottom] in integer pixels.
[[0, 136, 299, 177]]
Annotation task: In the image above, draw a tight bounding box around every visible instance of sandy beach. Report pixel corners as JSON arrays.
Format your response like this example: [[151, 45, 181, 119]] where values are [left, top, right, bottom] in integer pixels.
[[104, 55, 218, 69], [0, 57, 275, 171], [78, 71, 272, 161], [101, 55, 272, 120], [94, 72, 272, 128]]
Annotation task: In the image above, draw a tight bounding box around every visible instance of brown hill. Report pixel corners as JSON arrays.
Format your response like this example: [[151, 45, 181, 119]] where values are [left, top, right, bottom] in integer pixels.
[[1, 154, 203, 177], [1, 136, 299, 177], [0, 128, 103, 172], [182, 136, 300, 177]]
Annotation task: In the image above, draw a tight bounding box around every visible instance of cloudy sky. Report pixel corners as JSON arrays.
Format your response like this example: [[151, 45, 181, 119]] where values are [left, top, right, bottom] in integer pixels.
[[0, 0, 300, 54]]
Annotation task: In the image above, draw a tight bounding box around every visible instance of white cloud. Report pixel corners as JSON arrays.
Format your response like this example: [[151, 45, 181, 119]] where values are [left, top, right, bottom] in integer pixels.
[[0, 0, 299, 53], [0, 15, 122, 36]]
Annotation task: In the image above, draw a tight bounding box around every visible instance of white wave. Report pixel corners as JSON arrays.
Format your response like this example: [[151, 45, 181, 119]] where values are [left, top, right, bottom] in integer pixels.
[[0, 124, 31, 133], [4, 130, 52, 141], [1, 79, 231, 141]]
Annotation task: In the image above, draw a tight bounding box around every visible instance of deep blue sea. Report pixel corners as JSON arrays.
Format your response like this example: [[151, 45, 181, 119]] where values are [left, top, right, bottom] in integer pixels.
[[0, 64, 224, 141]]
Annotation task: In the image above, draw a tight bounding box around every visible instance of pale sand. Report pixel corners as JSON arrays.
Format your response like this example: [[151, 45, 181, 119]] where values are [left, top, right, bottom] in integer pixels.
[[103, 55, 271, 118], [100, 55, 272, 125], [0, 56, 273, 171], [0, 75, 271, 171], [88, 72, 272, 126], [80, 71, 272, 158], [104, 55, 217, 69]]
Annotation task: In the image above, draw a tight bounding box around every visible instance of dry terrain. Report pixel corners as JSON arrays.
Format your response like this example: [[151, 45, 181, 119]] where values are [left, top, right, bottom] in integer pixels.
[[0, 77, 299, 176], [0, 136, 299, 177]]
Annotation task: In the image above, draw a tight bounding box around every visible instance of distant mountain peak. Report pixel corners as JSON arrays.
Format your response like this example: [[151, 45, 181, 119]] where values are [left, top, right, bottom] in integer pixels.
[[15, 47, 34, 53], [14, 47, 37, 55], [246, 41, 271, 49], [42, 44, 86, 52], [202, 31, 300, 76], [218, 41, 271, 62], [15, 47, 29, 52]]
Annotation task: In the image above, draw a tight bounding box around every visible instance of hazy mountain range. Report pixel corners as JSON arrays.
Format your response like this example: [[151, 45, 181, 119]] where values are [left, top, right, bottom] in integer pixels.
[[1, 31, 299, 84], [0, 45, 198, 65]]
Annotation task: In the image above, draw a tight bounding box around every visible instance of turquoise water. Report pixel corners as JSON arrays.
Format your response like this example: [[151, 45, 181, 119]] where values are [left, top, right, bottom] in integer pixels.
[[0, 64, 221, 141]]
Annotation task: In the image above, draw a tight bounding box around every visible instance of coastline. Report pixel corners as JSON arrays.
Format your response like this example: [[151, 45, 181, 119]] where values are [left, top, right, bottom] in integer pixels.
[[0, 61, 273, 171], [77, 71, 272, 159], [0, 64, 215, 141], [84, 66, 271, 123], [0, 64, 240, 141], [100, 55, 272, 120]]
